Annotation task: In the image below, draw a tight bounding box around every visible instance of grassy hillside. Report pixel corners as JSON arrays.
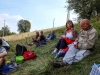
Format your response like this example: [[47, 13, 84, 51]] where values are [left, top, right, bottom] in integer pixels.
[[4, 21, 100, 75], [4, 26, 64, 41]]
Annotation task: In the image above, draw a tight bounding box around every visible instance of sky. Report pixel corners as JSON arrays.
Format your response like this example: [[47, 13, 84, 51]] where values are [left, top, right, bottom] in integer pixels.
[[0, 0, 78, 33]]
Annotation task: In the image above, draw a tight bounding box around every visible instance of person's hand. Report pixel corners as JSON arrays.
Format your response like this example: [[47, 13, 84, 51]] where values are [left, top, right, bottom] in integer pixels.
[[75, 40, 78, 42], [74, 43, 78, 49], [61, 35, 65, 39], [74, 40, 78, 48], [61, 35, 65, 38], [59, 49, 63, 51], [65, 37, 69, 39]]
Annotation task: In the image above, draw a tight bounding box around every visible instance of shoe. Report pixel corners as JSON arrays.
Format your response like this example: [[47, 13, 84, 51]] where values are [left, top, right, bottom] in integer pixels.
[[53, 61, 67, 68], [51, 49, 57, 55], [28, 43, 33, 46], [54, 54, 59, 58], [54, 51, 62, 58]]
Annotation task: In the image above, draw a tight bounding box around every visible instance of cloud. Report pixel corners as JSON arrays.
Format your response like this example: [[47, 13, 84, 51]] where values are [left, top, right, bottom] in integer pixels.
[[0, 13, 24, 33], [11, 15, 23, 20], [0, 13, 23, 21]]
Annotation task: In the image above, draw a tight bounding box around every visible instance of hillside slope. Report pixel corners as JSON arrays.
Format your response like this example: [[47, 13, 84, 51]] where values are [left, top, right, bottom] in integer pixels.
[[4, 21, 100, 75]]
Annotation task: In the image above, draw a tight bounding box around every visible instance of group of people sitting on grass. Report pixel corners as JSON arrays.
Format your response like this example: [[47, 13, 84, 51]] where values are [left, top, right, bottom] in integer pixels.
[[0, 30, 56, 74], [28, 30, 56, 47], [0, 18, 98, 74], [51, 19, 98, 68]]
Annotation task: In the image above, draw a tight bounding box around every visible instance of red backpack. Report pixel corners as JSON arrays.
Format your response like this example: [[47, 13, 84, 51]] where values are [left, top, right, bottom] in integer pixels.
[[23, 50, 37, 60]]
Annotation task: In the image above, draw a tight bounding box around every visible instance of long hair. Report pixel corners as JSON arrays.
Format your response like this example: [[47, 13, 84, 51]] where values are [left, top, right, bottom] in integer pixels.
[[66, 20, 74, 29]]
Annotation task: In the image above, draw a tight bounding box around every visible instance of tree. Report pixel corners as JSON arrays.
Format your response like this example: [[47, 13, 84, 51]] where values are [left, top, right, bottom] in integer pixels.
[[9, 32, 16, 35], [17, 19, 31, 33], [0, 25, 10, 36], [66, 0, 100, 20], [0, 30, 3, 37]]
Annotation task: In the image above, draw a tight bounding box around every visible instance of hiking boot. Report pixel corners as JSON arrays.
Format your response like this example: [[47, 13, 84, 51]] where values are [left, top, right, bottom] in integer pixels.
[[52, 61, 69, 68]]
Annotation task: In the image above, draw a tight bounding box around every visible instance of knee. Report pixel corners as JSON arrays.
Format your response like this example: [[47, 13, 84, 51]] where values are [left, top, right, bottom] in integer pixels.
[[74, 54, 84, 61], [0, 58, 4, 61], [0, 58, 4, 62], [0, 58, 5, 66]]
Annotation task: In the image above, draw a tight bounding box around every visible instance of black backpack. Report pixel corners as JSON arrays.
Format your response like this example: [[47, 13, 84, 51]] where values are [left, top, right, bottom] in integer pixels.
[[15, 44, 27, 56]]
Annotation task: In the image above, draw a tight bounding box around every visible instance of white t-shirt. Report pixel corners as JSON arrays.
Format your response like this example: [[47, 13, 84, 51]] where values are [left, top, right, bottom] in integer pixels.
[[66, 32, 73, 39]]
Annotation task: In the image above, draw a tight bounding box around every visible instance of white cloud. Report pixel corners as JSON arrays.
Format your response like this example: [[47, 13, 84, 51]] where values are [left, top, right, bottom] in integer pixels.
[[0, 13, 23, 21], [11, 15, 23, 20], [0, 13, 24, 33]]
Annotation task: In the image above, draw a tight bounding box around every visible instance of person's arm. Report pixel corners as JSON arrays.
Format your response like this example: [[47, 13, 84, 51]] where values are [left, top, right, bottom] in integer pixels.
[[35, 36, 40, 42], [86, 32, 98, 49], [32, 36, 35, 40], [64, 30, 69, 39], [77, 31, 98, 49], [46, 34, 50, 39], [64, 30, 66, 36], [70, 28, 78, 40], [0, 51, 7, 58], [54, 35, 56, 39], [50, 34, 56, 40], [49, 35, 52, 40], [47, 34, 51, 40]]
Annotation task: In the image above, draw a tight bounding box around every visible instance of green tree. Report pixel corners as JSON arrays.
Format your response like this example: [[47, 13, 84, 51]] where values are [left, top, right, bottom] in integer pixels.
[[17, 19, 31, 33], [0, 25, 10, 36], [67, 0, 100, 20], [9, 32, 16, 35], [0, 30, 3, 37]]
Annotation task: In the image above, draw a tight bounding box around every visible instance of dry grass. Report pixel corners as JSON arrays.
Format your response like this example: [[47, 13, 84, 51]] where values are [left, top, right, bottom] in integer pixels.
[[3, 26, 64, 41]]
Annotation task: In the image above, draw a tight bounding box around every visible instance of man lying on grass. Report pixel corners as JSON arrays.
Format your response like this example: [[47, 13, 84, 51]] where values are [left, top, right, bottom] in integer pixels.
[[53, 19, 98, 68]]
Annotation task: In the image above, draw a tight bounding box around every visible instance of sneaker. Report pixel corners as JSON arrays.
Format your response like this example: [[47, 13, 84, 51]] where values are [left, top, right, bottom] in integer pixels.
[[54, 50, 62, 58], [51, 49, 57, 55], [28, 42, 33, 46]]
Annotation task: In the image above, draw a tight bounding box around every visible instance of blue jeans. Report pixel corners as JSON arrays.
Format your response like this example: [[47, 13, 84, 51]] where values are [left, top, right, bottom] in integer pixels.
[[36, 40, 46, 47]]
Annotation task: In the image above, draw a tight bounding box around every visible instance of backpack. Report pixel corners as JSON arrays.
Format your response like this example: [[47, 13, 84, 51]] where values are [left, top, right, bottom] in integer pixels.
[[2, 61, 18, 74], [23, 50, 37, 60], [15, 44, 27, 56], [15, 56, 24, 63]]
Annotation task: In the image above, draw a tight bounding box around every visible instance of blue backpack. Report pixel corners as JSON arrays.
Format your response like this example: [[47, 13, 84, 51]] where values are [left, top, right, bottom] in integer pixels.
[[2, 61, 18, 74]]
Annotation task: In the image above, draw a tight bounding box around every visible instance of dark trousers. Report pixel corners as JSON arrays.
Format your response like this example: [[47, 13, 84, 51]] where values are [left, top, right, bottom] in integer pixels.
[[56, 39, 67, 50]]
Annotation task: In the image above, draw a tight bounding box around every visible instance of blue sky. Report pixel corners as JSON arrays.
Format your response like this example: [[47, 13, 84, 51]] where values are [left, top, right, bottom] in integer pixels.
[[0, 0, 78, 33]]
